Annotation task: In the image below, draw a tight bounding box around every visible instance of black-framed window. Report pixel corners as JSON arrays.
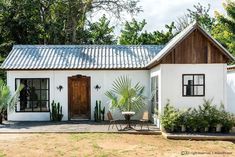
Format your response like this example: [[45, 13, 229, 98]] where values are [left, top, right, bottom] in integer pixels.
[[15, 78, 50, 112], [182, 74, 205, 97]]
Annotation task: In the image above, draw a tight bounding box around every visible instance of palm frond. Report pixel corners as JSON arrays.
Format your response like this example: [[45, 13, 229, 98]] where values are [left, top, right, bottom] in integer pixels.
[[105, 76, 146, 112]]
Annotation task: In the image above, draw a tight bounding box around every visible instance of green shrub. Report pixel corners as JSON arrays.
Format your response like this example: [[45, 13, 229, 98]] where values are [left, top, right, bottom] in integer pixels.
[[161, 99, 235, 133], [219, 105, 235, 132], [160, 100, 180, 132]]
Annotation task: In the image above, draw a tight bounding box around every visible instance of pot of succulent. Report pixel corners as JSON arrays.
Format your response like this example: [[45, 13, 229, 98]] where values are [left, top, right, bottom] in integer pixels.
[[0, 79, 23, 124]]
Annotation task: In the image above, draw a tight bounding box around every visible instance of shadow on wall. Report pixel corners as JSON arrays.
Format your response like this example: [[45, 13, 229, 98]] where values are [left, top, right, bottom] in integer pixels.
[[227, 79, 235, 114]]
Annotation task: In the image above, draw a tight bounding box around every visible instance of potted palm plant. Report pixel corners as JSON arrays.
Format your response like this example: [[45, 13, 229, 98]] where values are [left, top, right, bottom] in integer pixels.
[[105, 76, 146, 117], [0, 79, 23, 124]]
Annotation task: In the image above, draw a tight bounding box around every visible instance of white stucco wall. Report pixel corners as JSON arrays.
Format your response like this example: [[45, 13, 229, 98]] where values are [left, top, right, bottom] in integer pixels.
[[227, 70, 235, 114], [7, 70, 150, 121], [150, 64, 227, 113]]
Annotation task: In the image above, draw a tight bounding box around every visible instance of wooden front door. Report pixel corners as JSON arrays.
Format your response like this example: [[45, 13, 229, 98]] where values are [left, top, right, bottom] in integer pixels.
[[68, 75, 90, 119]]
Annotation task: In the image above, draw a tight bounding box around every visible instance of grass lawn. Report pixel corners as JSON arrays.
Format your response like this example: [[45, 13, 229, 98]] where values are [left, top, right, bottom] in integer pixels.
[[0, 133, 234, 157]]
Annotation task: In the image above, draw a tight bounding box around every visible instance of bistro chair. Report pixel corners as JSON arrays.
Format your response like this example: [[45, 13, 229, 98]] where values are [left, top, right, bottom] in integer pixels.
[[139, 111, 150, 130], [107, 111, 122, 131]]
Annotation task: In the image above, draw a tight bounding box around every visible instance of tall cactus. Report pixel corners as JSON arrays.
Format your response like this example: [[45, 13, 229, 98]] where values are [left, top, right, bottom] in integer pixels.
[[50, 100, 63, 121], [94, 100, 105, 122], [98, 100, 101, 121]]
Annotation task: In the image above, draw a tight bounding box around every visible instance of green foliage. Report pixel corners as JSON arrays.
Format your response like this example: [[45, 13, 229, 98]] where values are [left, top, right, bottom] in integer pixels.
[[212, 0, 235, 57], [0, 80, 11, 114], [0, 0, 140, 67], [87, 15, 116, 44], [105, 76, 146, 112], [219, 104, 235, 132], [119, 19, 146, 45], [50, 100, 63, 121], [0, 79, 23, 123], [0, 0, 140, 45], [119, 18, 176, 45], [160, 100, 181, 132], [175, 3, 215, 33], [94, 100, 105, 122], [161, 99, 235, 133]]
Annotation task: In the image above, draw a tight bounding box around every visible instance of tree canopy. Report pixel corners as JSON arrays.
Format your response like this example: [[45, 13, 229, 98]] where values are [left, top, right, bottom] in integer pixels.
[[212, 0, 235, 56], [175, 3, 215, 33], [119, 19, 176, 45]]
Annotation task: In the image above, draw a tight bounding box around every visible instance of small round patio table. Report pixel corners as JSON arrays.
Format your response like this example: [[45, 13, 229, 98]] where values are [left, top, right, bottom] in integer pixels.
[[121, 111, 135, 130]]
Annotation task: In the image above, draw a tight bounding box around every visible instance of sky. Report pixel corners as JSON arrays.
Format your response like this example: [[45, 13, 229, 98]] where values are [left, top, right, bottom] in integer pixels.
[[92, 0, 227, 34], [135, 0, 226, 32]]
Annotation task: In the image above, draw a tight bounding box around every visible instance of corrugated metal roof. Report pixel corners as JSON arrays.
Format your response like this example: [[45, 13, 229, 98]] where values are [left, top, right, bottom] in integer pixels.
[[1, 45, 164, 70]]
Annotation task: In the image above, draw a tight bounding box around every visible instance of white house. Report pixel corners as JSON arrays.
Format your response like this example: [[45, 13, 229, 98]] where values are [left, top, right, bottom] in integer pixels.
[[1, 22, 234, 122], [227, 65, 235, 114]]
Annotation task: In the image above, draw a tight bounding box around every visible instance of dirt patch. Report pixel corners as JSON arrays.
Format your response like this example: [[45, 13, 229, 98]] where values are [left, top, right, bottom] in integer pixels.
[[0, 133, 234, 157]]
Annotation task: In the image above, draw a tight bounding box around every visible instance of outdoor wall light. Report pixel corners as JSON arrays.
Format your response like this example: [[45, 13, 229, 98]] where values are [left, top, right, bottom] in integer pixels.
[[94, 84, 101, 91], [57, 85, 63, 92]]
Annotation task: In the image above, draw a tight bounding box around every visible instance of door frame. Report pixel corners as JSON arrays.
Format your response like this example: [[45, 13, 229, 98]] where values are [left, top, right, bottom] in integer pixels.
[[68, 75, 91, 120]]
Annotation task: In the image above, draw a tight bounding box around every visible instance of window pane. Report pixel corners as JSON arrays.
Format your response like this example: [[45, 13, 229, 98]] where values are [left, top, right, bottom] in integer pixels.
[[184, 76, 193, 85], [41, 79, 48, 89], [185, 85, 194, 96], [41, 101, 49, 111], [194, 75, 204, 85], [194, 86, 204, 95], [26, 79, 33, 87], [41, 90, 48, 100], [25, 101, 33, 111], [33, 79, 40, 89], [29, 88, 39, 101], [32, 101, 40, 111], [17, 78, 50, 112]]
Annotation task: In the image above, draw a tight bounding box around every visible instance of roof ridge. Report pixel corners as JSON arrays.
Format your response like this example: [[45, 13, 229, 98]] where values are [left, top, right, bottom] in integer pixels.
[[13, 45, 164, 48]]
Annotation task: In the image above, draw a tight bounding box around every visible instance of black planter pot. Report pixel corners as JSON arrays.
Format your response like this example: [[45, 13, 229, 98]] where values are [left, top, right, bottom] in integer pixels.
[[174, 126, 181, 133], [221, 127, 230, 133], [186, 127, 194, 133], [209, 126, 216, 133], [198, 127, 206, 133], [164, 127, 174, 133]]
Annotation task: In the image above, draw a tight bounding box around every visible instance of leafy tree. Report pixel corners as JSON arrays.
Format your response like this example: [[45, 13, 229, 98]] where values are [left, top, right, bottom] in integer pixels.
[[87, 15, 116, 44], [175, 3, 215, 33], [212, 0, 235, 56], [119, 19, 147, 45], [150, 22, 176, 45], [119, 19, 176, 45], [0, 0, 141, 45]]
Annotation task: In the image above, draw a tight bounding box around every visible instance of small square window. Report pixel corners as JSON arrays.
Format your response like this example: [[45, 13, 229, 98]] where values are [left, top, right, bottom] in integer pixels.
[[182, 74, 205, 97]]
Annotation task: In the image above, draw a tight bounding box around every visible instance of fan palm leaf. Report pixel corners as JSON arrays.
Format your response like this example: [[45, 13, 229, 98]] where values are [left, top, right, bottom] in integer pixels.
[[105, 76, 146, 112]]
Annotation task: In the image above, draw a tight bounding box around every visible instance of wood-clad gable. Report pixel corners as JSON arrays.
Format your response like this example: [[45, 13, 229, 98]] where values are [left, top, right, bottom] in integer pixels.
[[147, 24, 233, 69], [160, 29, 229, 64]]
